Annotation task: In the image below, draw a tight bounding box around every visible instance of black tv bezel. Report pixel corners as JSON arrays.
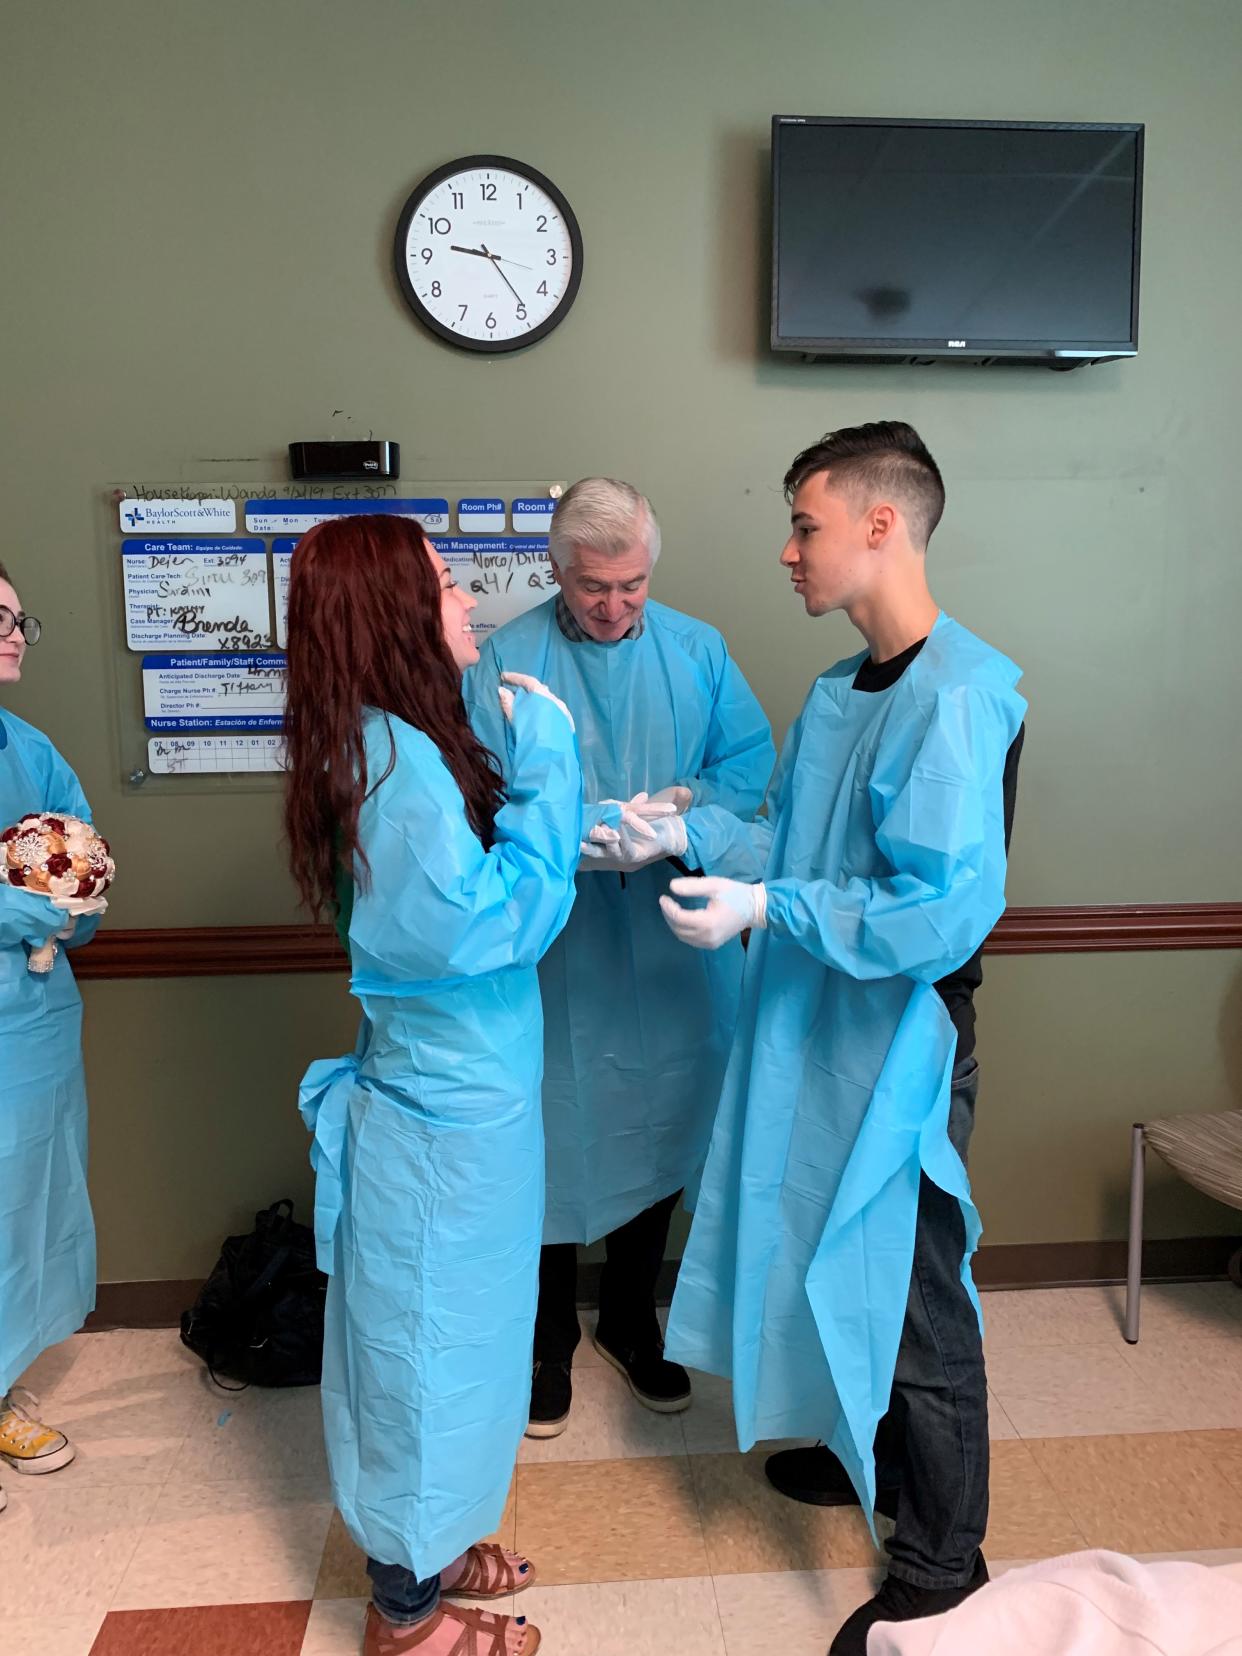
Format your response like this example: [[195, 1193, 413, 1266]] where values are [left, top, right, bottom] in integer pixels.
[[770, 115, 1145, 367]]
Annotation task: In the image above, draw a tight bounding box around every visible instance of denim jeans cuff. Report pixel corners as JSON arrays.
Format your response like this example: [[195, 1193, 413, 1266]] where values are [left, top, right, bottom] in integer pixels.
[[886, 1559, 978, 1592], [372, 1582, 441, 1626]]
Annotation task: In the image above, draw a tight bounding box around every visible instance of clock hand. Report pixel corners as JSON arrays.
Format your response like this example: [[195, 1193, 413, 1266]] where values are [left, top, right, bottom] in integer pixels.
[[481, 244, 525, 307], [450, 244, 490, 258]]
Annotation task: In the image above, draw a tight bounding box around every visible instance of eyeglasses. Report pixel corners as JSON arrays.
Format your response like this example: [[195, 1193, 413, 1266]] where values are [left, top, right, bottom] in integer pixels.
[[0, 606, 42, 645]]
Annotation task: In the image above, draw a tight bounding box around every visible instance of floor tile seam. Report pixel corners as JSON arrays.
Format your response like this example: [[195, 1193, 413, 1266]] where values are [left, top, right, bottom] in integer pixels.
[[99, 1481, 167, 1618], [517, 1447, 696, 1476]]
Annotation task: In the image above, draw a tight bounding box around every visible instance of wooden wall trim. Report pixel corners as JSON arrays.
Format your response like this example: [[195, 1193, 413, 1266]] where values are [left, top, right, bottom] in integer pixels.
[[70, 903, 1242, 980], [989, 903, 1242, 955], [88, 1235, 1242, 1329]]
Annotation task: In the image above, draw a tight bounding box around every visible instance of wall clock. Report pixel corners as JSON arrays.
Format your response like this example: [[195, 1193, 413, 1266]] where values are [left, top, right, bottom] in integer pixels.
[[394, 154, 583, 353]]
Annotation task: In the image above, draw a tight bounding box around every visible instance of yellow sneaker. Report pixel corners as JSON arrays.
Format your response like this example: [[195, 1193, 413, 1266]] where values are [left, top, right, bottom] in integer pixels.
[[0, 1393, 75, 1475]]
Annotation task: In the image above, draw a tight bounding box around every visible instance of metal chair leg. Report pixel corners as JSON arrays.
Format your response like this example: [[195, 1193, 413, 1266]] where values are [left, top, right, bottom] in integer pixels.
[[1125, 1123, 1145, 1344]]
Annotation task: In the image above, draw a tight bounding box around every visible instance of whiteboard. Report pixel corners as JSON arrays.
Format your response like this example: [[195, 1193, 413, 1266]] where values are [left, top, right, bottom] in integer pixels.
[[142, 653, 287, 730], [122, 540, 271, 650], [105, 480, 565, 793], [148, 734, 286, 774], [435, 537, 556, 636]]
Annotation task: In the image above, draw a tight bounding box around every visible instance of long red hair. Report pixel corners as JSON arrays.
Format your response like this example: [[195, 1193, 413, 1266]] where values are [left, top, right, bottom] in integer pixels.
[[282, 514, 504, 919]]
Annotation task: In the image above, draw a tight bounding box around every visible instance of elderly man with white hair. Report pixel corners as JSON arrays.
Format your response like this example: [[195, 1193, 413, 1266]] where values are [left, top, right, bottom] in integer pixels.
[[466, 477, 774, 1436]]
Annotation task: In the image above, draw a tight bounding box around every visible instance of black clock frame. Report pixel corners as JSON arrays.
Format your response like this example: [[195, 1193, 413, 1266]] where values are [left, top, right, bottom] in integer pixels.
[[393, 153, 584, 355]]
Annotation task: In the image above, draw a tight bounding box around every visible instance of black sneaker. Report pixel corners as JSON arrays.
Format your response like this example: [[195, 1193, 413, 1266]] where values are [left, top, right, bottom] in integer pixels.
[[525, 1359, 572, 1439], [765, 1443, 900, 1522], [828, 1553, 989, 1655], [593, 1329, 691, 1413]]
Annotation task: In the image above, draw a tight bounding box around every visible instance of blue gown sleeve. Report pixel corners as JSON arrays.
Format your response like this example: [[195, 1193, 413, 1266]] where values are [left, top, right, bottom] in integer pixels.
[[348, 695, 582, 987], [682, 708, 804, 879], [466, 637, 617, 843], [0, 885, 65, 951], [682, 648, 775, 815], [1, 731, 102, 951], [763, 686, 1015, 982]]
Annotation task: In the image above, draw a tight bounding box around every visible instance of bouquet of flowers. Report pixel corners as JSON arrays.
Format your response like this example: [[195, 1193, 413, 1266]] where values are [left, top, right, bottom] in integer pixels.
[[0, 813, 115, 973]]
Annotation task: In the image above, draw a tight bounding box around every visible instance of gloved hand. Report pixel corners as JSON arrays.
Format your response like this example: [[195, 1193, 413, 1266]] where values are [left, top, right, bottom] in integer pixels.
[[646, 785, 693, 815], [588, 791, 679, 844], [579, 812, 689, 873], [659, 875, 767, 949], [497, 671, 575, 732]]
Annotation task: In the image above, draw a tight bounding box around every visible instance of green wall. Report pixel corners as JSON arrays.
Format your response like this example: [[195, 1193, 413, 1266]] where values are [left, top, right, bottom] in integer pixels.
[[4, 0, 1240, 1281]]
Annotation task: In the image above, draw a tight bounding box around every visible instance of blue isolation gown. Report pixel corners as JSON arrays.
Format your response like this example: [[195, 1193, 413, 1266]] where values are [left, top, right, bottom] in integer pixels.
[[465, 597, 774, 1244], [666, 615, 1026, 1517], [0, 709, 101, 1395], [298, 689, 581, 1577]]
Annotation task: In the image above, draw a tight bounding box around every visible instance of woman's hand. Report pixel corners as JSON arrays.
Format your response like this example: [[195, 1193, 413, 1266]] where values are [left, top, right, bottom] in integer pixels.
[[497, 671, 575, 732]]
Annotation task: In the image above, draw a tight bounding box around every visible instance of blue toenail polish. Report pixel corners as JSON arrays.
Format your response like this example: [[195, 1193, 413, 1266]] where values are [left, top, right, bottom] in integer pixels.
[[520, 1564, 529, 1573], [517, 1616, 526, 1625]]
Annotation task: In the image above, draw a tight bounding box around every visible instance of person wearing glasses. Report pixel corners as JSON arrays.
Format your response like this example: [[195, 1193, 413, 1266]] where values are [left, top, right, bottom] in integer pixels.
[[0, 561, 103, 1509]]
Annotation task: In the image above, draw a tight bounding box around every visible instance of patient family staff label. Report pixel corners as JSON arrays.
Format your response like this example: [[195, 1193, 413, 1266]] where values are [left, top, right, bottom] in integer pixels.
[[142, 652, 288, 731], [122, 540, 271, 651]]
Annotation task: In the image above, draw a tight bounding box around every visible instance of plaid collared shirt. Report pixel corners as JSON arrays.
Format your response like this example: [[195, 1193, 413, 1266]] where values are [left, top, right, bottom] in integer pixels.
[[554, 592, 646, 644]]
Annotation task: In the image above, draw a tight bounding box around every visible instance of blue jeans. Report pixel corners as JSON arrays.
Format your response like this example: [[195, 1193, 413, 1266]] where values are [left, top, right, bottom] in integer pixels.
[[878, 1057, 989, 1590], [367, 1558, 440, 1627]]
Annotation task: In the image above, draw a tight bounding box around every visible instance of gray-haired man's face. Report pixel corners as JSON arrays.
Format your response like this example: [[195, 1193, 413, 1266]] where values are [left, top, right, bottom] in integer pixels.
[[554, 540, 653, 642]]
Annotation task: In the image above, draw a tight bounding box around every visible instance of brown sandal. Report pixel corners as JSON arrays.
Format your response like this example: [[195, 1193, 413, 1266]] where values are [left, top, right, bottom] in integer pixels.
[[364, 1600, 541, 1656], [445, 1542, 537, 1599]]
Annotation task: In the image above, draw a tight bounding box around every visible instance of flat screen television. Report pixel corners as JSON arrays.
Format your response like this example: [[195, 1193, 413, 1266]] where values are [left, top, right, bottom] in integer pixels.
[[771, 116, 1143, 368]]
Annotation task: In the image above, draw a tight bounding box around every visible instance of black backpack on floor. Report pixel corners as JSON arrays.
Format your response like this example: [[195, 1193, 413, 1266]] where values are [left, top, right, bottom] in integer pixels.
[[180, 1199, 327, 1389]]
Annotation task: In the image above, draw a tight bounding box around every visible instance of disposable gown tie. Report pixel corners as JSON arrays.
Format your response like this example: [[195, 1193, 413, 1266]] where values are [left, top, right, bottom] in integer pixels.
[[666, 614, 1026, 1524], [298, 1047, 362, 1274]]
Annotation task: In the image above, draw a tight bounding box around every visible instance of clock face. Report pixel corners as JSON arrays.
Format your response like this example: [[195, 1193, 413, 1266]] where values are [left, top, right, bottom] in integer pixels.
[[394, 155, 583, 353]]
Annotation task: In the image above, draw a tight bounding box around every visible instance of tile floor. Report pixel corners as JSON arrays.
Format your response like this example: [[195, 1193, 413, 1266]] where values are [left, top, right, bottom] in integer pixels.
[[2, 1283, 1241, 1654]]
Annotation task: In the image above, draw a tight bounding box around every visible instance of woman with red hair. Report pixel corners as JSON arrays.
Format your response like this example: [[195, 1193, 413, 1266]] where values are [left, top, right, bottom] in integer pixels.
[[284, 515, 580, 1656]]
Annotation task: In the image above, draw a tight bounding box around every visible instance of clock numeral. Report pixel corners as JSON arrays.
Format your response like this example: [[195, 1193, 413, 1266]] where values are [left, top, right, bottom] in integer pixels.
[[536, 214, 548, 232], [480, 182, 497, 202], [485, 312, 497, 330], [546, 248, 558, 266], [430, 281, 442, 298], [516, 192, 524, 210], [423, 214, 452, 235], [537, 281, 548, 297], [450, 191, 464, 210], [516, 303, 527, 321], [419, 248, 432, 264], [458, 304, 468, 321]]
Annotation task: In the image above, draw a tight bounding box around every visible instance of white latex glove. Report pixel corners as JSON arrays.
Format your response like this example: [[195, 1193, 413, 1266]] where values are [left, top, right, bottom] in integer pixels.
[[646, 785, 693, 815], [580, 813, 688, 873], [497, 671, 575, 732], [659, 875, 767, 949], [588, 791, 678, 847]]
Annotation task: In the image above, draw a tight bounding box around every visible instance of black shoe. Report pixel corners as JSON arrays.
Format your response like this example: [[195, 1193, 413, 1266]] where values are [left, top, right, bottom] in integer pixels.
[[593, 1329, 691, 1413], [525, 1359, 572, 1439], [765, 1443, 900, 1522], [828, 1554, 989, 1655]]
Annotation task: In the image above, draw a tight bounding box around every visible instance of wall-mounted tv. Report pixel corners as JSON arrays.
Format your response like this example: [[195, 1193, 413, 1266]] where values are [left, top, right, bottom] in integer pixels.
[[771, 116, 1143, 369]]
